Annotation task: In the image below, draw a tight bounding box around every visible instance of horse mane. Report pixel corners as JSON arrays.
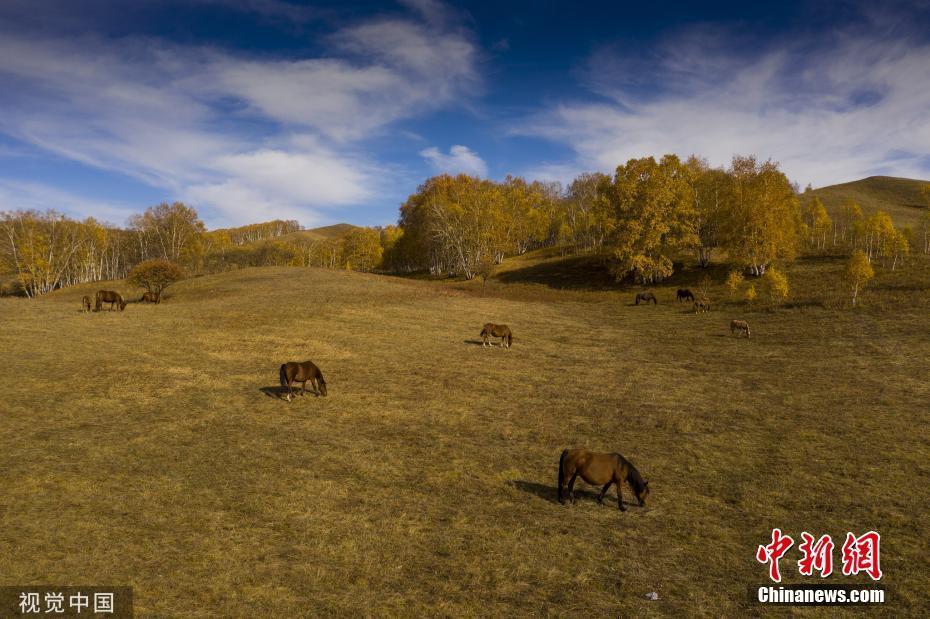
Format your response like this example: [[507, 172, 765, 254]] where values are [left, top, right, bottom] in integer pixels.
[[617, 454, 646, 494]]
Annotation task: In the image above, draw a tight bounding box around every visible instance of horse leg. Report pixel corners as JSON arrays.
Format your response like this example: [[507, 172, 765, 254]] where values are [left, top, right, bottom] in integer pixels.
[[285, 379, 293, 402], [567, 473, 579, 504], [301, 380, 308, 396], [616, 482, 627, 511], [597, 482, 613, 504]]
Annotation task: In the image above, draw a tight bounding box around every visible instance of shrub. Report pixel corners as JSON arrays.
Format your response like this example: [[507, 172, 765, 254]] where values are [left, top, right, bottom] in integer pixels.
[[761, 267, 789, 307], [726, 270, 744, 297], [127, 259, 184, 300]]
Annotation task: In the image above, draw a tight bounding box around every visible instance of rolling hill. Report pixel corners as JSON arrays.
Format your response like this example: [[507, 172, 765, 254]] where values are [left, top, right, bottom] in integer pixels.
[[812, 175, 929, 227], [278, 222, 360, 244]]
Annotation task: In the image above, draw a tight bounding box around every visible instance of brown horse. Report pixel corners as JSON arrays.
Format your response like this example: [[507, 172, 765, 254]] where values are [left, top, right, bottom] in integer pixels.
[[480, 323, 512, 348], [676, 289, 695, 302], [558, 448, 650, 511], [279, 360, 327, 401], [693, 299, 710, 313], [81, 296, 92, 312], [95, 290, 126, 311], [730, 319, 750, 338], [635, 292, 657, 305], [140, 291, 160, 304]]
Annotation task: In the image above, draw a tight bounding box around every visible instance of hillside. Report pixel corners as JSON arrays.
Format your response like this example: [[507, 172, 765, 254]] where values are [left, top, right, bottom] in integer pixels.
[[278, 222, 360, 244], [1, 263, 928, 614], [812, 175, 929, 227]]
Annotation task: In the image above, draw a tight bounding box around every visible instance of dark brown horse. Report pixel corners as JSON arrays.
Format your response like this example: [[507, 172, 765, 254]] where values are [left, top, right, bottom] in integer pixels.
[[635, 292, 657, 305], [676, 289, 695, 302], [279, 360, 327, 401], [81, 296, 92, 312], [140, 291, 160, 304], [480, 323, 512, 348], [95, 290, 126, 311], [558, 448, 650, 510]]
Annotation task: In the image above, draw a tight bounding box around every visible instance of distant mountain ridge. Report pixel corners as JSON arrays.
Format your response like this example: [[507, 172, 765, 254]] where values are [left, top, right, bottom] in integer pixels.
[[812, 176, 929, 227]]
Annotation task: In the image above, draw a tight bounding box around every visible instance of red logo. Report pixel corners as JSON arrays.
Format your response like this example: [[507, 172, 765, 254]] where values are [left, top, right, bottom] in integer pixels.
[[841, 531, 882, 581], [757, 530, 882, 581], [798, 532, 834, 577], [756, 528, 794, 583]]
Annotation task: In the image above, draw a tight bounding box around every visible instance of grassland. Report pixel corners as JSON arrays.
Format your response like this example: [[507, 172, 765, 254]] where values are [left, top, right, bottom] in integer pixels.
[[812, 175, 929, 227], [1, 253, 929, 617]]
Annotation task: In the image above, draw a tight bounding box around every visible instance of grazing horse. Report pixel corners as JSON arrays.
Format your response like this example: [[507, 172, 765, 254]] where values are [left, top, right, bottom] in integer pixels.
[[279, 360, 328, 401], [676, 289, 695, 302], [140, 291, 160, 304], [693, 299, 710, 313], [635, 292, 658, 305], [480, 323, 512, 348], [730, 319, 751, 338], [558, 448, 650, 511], [81, 296, 92, 313], [95, 290, 126, 312]]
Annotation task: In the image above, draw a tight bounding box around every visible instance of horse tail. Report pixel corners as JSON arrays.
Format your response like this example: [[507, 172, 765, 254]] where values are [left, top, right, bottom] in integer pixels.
[[279, 364, 288, 389], [558, 449, 568, 502]]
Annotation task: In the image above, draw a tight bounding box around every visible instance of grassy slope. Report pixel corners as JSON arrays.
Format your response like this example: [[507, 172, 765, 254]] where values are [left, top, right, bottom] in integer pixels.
[[812, 175, 929, 227], [276, 223, 359, 244], [1, 257, 929, 616]]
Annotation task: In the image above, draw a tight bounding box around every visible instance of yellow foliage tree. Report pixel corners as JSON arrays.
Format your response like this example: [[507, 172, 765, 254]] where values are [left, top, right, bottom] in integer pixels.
[[845, 250, 874, 306], [604, 154, 698, 283], [720, 156, 800, 275], [760, 267, 789, 307], [726, 269, 744, 297]]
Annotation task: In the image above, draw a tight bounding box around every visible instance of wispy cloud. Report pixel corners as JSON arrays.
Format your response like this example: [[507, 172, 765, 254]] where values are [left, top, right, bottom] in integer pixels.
[[519, 11, 930, 188], [0, 1, 479, 226], [0, 179, 139, 225], [420, 145, 488, 177]]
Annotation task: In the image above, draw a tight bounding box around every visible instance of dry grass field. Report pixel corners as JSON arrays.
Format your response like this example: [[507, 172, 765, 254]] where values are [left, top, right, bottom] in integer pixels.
[[1, 255, 929, 617]]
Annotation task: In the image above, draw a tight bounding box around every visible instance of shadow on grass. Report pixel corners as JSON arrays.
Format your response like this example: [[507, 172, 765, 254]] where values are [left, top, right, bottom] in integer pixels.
[[494, 255, 617, 291], [259, 386, 287, 400], [509, 479, 601, 504], [260, 386, 324, 400], [463, 339, 485, 346]]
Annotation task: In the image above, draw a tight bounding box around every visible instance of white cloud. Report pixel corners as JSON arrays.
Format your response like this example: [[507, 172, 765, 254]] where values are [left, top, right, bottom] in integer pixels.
[[518, 19, 930, 188], [0, 2, 479, 226], [0, 179, 139, 226], [420, 145, 488, 177]]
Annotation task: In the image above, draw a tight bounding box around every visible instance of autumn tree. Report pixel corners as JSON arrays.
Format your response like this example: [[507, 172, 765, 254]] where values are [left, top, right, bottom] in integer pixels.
[[686, 156, 728, 267], [0, 210, 87, 297], [130, 202, 205, 264], [725, 269, 744, 298], [801, 195, 832, 251], [561, 172, 612, 253], [127, 259, 184, 300], [918, 210, 930, 254], [394, 174, 507, 279], [497, 176, 550, 258], [719, 156, 800, 275], [342, 227, 383, 271], [845, 250, 874, 306], [603, 155, 697, 283], [834, 199, 863, 247], [760, 267, 789, 307]]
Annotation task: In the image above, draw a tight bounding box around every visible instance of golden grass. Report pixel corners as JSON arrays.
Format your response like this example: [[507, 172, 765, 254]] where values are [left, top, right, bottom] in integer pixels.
[[1, 257, 929, 616]]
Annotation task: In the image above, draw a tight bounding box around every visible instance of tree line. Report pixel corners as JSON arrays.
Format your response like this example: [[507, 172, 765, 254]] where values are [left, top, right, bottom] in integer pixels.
[[3, 153, 928, 298]]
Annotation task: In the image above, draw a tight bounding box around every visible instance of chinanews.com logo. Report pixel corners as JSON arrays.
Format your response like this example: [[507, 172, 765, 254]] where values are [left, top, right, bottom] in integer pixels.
[[752, 529, 885, 605]]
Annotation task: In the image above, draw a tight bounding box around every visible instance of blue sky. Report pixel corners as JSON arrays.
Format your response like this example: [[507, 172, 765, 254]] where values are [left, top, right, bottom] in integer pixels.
[[1, 0, 930, 229]]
